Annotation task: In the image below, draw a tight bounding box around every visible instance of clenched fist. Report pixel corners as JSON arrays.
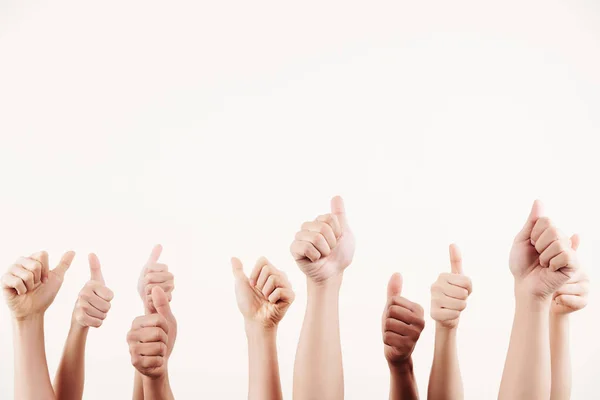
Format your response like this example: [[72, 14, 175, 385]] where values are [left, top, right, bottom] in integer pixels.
[[430, 244, 473, 329], [128, 287, 177, 379], [72, 254, 114, 328], [382, 273, 425, 366], [232, 257, 294, 329], [510, 200, 580, 300], [2, 251, 75, 320], [138, 245, 174, 314], [290, 196, 355, 283], [551, 234, 589, 314]]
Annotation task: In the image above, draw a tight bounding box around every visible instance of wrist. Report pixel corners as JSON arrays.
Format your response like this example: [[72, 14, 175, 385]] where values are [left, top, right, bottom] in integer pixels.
[[435, 321, 458, 335], [244, 321, 278, 338], [388, 357, 414, 375], [514, 285, 552, 311], [13, 312, 44, 326], [307, 273, 343, 292]]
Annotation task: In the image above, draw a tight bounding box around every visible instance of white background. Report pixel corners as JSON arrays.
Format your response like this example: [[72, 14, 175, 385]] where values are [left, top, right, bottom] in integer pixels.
[[1, 0, 599, 398]]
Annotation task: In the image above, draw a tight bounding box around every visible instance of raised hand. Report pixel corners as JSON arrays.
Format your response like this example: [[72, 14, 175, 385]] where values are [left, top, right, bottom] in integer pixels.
[[509, 200, 580, 300], [232, 257, 294, 329], [72, 254, 114, 328], [128, 287, 177, 379], [551, 235, 589, 314], [138, 244, 175, 314], [430, 244, 473, 329], [382, 273, 425, 366], [2, 251, 75, 320], [290, 196, 355, 283]]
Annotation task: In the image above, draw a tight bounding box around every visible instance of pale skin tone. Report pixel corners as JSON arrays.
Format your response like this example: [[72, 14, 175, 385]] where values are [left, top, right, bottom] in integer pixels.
[[128, 286, 176, 400], [133, 245, 176, 400], [53, 253, 114, 400], [231, 256, 295, 400], [499, 200, 581, 400], [383, 273, 425, 400], [290, 195, 355, 400], [1, 250, 76, 400], [549, 236, 589, 400], [427, 244, 472, 400]]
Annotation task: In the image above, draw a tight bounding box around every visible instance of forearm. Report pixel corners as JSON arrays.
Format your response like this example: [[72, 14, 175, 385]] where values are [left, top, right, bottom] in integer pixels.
[[499, 294, 551, 400], [142, 375, 174, 400], [13, 315, 56, 400], [246, 324, 282, 400], [427, 325, 462, 400], [389, 359, 419, 400], [54, 321, 89, 400], [550, 313, 571, 400], [133, 371, 144, 400], [293, 275, 344, 400]]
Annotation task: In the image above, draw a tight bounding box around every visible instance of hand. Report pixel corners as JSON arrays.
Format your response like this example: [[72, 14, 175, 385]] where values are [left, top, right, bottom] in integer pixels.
[[138, 245, 174, 314], [72, 254, 114, 328], [382, 273, 425, 366], [551, 234, 589, 314], [2, 251, 75, 320], [290, 196, 355, 283], [128, 287, 177, 379], [430, 244, 473, 329], [509, 200, 580, 300], [231, 257, 294, 330]]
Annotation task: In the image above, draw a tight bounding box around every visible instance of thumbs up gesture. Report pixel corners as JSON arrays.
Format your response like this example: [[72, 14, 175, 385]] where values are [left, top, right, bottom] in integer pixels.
[[2, 251, 76, 320], [231, 257, 295, 329], [430, 244, 473, 329], [509, 200, 581, 300], [72, 254, 114, 328], [382, 273, 425, 366], [127, 287, 177, 379], [290, 196, 356, 283], [138, 245, 175, 314]]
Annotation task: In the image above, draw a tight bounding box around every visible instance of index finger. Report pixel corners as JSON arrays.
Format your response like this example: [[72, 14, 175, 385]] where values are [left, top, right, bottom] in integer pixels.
[[449, 243, 463, 275], [132, 313, 169, 334]]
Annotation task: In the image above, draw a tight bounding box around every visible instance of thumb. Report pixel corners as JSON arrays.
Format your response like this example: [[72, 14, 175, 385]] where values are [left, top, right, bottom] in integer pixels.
[[449, 243, 463, 274], [331, 196, 348, 226], [152, 286, 174, 321], [148, 244, 163, 264], [514, 199, 545, 242], [88, 253, 105, 284], [570, 234, 580, 251], [387, 273, 403, 298], [231, 257, 248, 281], [52, 251, 76, 279]]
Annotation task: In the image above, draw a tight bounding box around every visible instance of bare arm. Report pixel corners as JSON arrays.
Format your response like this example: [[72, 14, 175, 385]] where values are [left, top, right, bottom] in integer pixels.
[[389, 360, 419, 400], [54, 323, 89, 400], [133, 372, 145, 400], [427, 325, 462, 400], [499, 294, 551, 400], [294, 276, 344, 400], [247, 324, 282, 400], [142, 376, 175, 400], [549, 312, 571, 400], [13, 315, 56, 400]]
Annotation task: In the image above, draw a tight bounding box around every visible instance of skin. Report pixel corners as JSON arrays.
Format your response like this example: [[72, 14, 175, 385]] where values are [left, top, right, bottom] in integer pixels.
[[128, 286, 176, 400], [549, 235, 589, 400], [231, 256, 295, 400], [1, 250, 76, 400], [383, 273, 425, 400], [499, 200, 581, 400], [427, 244, 472, 400], [54, 253, 114, 400], [290, 195, 355, 400], [133, 245, 176, 400]]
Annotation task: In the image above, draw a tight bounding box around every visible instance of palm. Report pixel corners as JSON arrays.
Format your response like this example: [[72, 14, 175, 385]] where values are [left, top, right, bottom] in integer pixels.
[[235, 281, 288, 328], [510, 241, 570, 299], [297, 230, 355, 282], [4, 272, 63, 319]]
